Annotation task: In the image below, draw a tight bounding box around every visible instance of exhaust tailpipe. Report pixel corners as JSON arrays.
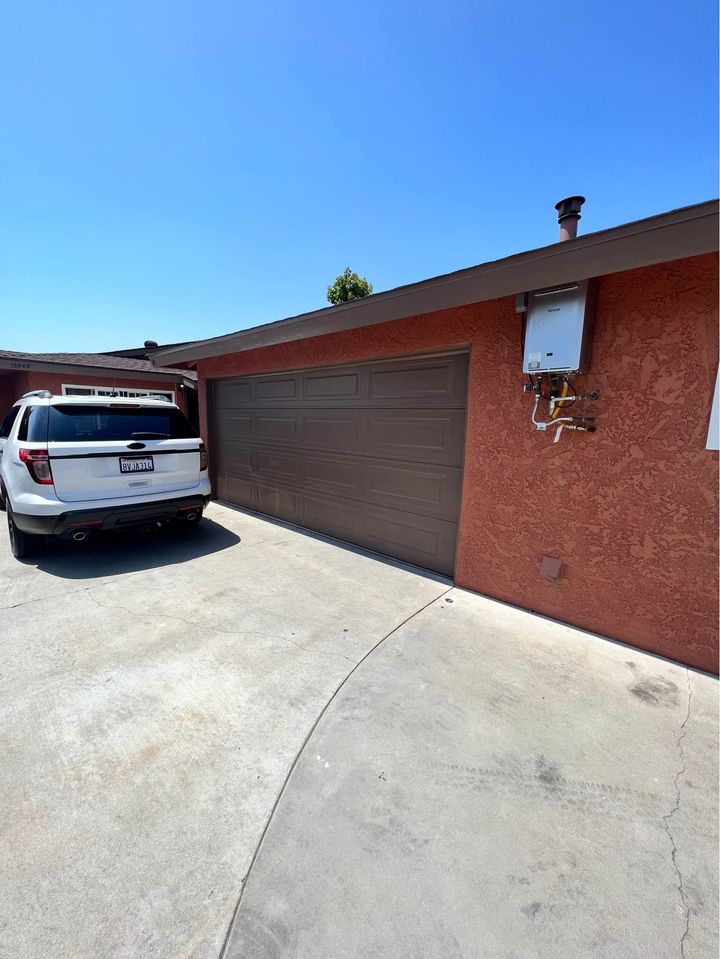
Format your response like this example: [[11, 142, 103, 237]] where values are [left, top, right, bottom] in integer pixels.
[[185, 511, 198, 522], [72, 530, 87, 542]]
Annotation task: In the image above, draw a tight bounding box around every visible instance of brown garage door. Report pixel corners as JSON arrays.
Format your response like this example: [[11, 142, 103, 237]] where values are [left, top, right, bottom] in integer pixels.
[[211, 352, 468, 575]]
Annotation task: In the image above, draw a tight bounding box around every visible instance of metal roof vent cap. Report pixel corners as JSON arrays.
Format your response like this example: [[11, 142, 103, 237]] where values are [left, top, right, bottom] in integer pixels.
[[555, 195, 586, 241]]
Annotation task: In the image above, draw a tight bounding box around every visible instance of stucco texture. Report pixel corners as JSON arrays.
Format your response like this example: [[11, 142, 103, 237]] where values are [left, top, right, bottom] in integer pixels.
[[197, 254, 719, 672]]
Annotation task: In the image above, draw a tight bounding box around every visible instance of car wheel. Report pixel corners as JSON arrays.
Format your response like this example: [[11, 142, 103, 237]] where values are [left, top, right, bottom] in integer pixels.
[[7, 507, 45, 559]]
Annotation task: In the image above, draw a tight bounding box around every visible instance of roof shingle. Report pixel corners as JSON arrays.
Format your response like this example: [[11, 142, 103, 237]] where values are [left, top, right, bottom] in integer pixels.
[[0, 350, 196, 380]]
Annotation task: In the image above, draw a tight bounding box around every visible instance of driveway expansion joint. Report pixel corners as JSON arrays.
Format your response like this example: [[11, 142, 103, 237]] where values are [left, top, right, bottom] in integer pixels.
[[661, 668, 693, 959], [219, 584, 454, 959]]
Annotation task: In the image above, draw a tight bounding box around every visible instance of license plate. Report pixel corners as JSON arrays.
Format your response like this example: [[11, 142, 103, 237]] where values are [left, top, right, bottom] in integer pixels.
[[119, 456, 154, 473]]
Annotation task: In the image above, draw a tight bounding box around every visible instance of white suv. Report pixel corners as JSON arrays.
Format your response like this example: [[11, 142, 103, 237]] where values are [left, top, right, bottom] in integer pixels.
[[0, 391, 211, 559]]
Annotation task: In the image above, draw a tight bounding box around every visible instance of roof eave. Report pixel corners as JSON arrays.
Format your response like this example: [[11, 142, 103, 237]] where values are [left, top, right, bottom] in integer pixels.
[[151, 199, 719, 367], [0, 357, 193, 382]]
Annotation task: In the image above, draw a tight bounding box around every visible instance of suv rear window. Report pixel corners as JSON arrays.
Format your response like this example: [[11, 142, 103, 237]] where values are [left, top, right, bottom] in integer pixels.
[[17, 405, 50, 442], [47, 405, 198, 442]]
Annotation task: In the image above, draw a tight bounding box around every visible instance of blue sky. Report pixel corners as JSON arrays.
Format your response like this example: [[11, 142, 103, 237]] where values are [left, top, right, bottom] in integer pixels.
[[1, 0, 717, 352]]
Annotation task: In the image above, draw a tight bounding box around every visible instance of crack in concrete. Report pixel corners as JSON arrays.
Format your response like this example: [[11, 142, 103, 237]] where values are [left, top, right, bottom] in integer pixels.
[[86, 591, 357, 664], [0, 565, 159, 612], [0, 583, 97, 611], [662, 668, 693, 959]]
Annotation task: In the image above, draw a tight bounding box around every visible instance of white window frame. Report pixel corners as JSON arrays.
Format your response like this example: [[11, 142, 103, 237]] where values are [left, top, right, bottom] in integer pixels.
[[61, 384, 176, 403]]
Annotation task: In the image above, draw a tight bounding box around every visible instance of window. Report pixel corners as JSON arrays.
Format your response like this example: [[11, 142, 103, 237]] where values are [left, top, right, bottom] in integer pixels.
[[61, 384, 175, 402], [17, 405, 49, 442], [0, 406, 20, 439], [47, 405, 197, 442]]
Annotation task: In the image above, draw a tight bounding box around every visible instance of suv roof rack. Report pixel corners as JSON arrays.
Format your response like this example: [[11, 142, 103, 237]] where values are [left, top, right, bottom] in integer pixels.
[[21, 390, 52, 399]]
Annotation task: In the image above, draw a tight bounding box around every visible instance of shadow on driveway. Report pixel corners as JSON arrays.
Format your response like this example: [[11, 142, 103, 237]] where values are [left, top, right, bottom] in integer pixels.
[[28, 517, 241, 580]]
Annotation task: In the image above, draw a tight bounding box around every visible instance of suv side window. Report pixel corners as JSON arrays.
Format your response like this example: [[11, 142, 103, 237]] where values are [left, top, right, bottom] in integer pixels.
[[0, 406, 20, 439], [17, 405, 49, 442]]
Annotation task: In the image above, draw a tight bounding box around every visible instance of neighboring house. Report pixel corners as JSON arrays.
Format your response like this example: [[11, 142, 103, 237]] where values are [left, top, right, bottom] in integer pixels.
[[158, 200, 714, 672], [0, 348, 198, 426]]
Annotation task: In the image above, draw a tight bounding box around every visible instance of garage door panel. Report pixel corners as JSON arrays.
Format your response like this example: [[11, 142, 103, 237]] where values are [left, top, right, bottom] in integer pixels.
[[304, 492, 358, 541], [297, 451, 460, 520], [216, 411, 254, 440], [214, 474, 459, 574], [215, 380, 252, 408], [304, 455, 359, 494], [219, 408, 464, 466], [303, 413, 361, 451], [368, 356, 467, 405], [303, 370, 362, 401], [255, 414, 298, 443], [256, 449, 300, 484], [363, 512, 440, 557], [366, 462, 460, 516], [297, 484, 460, 574], [224, 474, 255, 507], [218, 444, 254, 474], [366, 411, 465, 464], [256, 481, 301, 522], [255, 374, 299, 402], [305, 491, 450, 562], [211, 353, 468, 574], [223, 354, 467, 409], [369, 363, 453, 402]]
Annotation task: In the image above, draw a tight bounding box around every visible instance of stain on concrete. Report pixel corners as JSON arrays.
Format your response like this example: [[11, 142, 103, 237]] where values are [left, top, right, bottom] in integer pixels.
[[176, 706, 207, 726], [536, 755, 561, 784], [230, 912, 290, 958], [630, 677, 679, 708], [365, 803, 430, 856], [426, 756, 673, 828], [133, 740, 171, 767], [521, 901, 542, 919]]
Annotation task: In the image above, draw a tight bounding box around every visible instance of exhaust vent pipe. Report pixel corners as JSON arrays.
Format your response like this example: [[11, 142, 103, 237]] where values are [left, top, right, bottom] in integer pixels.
[[72, 530, 87, 542], [185, 511, 198, 522], [555, 195, 585, 241]]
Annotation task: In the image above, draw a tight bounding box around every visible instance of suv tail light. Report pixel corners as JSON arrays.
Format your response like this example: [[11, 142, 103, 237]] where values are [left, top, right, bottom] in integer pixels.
[[199, 443, 208, 471], [19, 448, 54, 485]]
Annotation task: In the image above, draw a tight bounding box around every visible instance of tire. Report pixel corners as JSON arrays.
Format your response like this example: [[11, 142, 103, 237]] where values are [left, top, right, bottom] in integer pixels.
[[7, 506, 45, 559], [0, 483, 5, 512]]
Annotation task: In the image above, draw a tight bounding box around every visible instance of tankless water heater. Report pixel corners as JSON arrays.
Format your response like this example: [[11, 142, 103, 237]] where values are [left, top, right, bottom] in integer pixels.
[[522, 279, 596, 375]]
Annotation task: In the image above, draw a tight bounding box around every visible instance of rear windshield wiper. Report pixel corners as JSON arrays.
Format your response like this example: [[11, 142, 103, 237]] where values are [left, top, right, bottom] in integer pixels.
[[130, 431, 170, 439]]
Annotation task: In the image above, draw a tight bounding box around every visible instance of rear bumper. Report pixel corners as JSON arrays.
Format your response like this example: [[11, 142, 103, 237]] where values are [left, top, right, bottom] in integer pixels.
[[13, 495, 212, 536]]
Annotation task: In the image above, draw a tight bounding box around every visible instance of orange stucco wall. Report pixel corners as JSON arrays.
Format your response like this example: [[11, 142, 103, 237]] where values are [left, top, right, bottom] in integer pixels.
[[3, 371, 188, 413], [196, 254, 719, 672]]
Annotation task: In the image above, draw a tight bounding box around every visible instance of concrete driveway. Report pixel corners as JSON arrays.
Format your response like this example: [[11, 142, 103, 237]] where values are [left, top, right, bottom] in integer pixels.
[[224, 591, 718, 959], [1, 503, 717, 959]]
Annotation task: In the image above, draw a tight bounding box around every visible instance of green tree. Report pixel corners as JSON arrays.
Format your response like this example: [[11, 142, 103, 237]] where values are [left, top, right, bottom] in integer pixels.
[[326, 267, 373, 305]]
